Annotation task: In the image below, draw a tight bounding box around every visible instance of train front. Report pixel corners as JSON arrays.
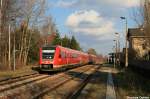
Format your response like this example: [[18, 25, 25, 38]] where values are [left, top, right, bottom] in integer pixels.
[[39, 46, 56, 70]]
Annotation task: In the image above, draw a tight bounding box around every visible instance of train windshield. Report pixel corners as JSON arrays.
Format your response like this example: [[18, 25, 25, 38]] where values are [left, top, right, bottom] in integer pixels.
[[42, 47, 56, 59]]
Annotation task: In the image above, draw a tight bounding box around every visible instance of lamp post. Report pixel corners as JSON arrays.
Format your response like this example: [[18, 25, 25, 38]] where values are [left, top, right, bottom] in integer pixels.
[[115, 32, 120, 66], [113, 40, 117, 67], [120, 16, 128, 67], [113, 45, 116, 68]]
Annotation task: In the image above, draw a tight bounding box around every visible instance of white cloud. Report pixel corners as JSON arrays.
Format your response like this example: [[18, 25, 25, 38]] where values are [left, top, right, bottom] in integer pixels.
[[55, 0, 140, 8], [98, 0, 140, 8], [66, 10, 102, 27], [50, 0, 140, 55], [56, 0, 77, 8], [124, 0, 140, 7], [66, 10, 115, 40]]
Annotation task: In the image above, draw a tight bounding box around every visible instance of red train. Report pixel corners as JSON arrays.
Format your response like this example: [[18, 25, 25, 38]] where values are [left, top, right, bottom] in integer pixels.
[[39, 45, 99, 71]]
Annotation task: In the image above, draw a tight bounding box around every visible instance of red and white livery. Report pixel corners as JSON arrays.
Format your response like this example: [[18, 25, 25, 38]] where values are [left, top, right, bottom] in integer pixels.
[[39, 45, 99, 70]]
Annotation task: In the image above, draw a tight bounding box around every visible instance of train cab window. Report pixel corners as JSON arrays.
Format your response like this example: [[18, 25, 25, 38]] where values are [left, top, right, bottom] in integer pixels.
[[42, 53, 54, 59], [42, 47, 56, 59]]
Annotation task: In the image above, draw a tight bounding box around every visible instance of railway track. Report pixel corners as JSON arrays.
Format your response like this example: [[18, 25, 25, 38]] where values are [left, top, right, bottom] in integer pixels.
[[0, 74, 49, 93], [66, 69, 97, 99], [0, 73, 51, 99], [32, 66, 92, 99], [0, 73, 39, 86], [0, 65, 99, 99], [62, 66, 100, 99], [35, 65, 99, 99]]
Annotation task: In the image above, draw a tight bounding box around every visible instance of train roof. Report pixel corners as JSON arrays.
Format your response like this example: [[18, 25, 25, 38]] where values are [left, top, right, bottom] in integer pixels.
[[42, 45, 97, 57]]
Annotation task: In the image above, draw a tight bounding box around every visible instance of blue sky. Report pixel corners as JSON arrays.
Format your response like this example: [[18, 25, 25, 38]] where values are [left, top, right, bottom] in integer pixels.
[[46, 0, 141, 55]]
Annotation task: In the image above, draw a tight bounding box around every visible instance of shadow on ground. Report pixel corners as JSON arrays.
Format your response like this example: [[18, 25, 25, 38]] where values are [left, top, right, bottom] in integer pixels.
[[113, 67, 150, 99]]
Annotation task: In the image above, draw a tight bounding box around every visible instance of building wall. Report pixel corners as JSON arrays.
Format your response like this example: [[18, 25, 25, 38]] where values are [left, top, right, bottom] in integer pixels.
[[129, 37, 150, 60]]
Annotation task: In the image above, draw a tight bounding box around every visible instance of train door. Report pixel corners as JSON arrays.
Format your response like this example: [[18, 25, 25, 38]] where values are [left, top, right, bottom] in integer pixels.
[[66, 51, 68, 65], [60, 50, 66, 65]]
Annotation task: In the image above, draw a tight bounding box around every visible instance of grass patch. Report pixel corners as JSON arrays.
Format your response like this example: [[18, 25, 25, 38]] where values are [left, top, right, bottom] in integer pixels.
[[0, 66, 36, 80], [113, 68, 150, 99]]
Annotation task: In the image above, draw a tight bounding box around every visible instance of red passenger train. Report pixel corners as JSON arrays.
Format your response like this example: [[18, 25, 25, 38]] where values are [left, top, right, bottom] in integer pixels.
[[39, 45, 99, 71]]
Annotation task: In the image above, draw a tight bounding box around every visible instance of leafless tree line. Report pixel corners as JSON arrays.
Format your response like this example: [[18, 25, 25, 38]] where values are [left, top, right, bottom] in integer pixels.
[[0, 0, 56, 70], [143, 0, 150, 45], [131, 0, 150, 60], [132, 0, 150, 43]]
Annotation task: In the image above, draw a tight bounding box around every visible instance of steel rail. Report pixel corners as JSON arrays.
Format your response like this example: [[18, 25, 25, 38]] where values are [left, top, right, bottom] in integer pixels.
[[32, 65, 95, 99], [66, 66, 100, 99]]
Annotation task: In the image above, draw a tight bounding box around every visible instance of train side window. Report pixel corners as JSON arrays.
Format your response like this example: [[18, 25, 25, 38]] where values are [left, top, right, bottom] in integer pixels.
[[65, 52, 68, 58], [72, 53, 74, 58], [64, 52, 66, 58], [68, 53, 70, 58], [71, 53, 73, 58], [72, 53, 77, 58], [61, 51, 66, 58]]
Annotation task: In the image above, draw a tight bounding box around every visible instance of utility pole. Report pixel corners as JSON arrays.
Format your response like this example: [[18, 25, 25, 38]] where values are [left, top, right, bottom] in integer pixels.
[[115, 32, 120, 66], [8, 24, 11, 69], [113, 40, 117, 67], [118, 33, 120, 66], [125, 18, 128, 67], [0, 0, 2, 62], [0, 0, 2, 37], [113, 46, 116, 68], [13, 32, 15, 71], [120, 17, 128, 67]]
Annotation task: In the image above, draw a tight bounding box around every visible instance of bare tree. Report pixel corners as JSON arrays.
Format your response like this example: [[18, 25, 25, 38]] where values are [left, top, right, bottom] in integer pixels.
[[0, 0, 58, 70], [41, 16, 56, 36], [131, 0, 150, 60], [143, 0, 150, 38], [15, 0, 47, 66], [0, 0, 22, 69], [87, 48, 97, 55], [131, 0, 145, 27]]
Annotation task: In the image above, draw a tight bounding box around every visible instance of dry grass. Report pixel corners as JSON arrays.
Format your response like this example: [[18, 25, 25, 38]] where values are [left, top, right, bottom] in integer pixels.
[[113, 68, 150, 99], [0, 66, 36, 80]]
